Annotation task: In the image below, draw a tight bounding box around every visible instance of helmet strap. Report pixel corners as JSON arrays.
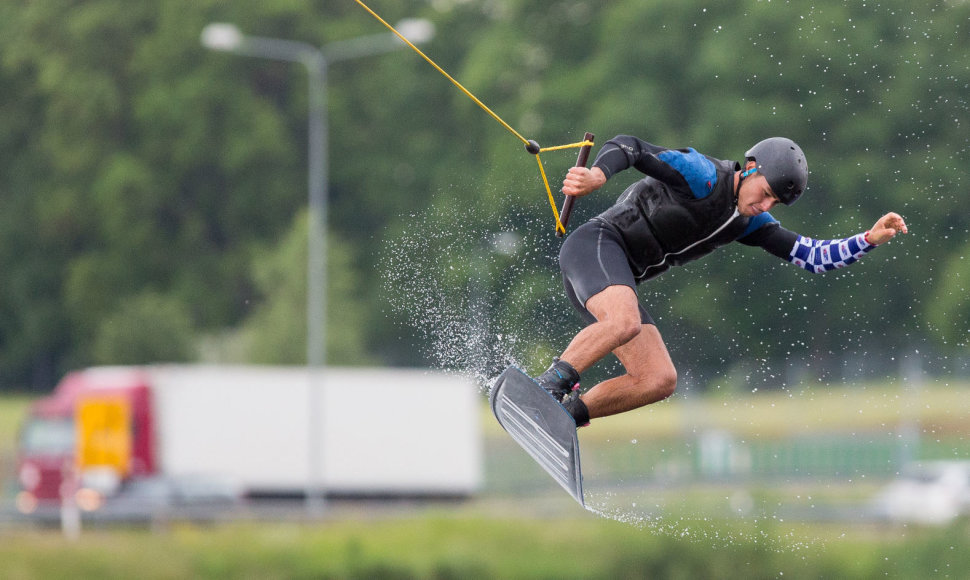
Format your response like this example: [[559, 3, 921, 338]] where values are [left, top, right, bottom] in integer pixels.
[[735, 165, 757, 203]]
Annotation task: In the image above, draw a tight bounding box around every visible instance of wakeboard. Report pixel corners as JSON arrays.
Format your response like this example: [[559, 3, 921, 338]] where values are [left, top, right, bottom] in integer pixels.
[[489, 366, 584, 506]]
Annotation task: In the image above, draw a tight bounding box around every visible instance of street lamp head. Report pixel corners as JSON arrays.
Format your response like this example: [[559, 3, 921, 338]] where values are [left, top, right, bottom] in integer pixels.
[[394, 18, 435, 44], [201, 23, 244, 52]]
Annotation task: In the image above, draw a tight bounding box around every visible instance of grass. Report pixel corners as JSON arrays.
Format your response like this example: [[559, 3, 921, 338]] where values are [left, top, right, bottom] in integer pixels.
[[0, 394, 31, 484], [569, 379, 970, 442], [481, 379, 970, 481], [0, 394, 30, 446], [2, 513, 970, 579], [481, 379, 970, 507]]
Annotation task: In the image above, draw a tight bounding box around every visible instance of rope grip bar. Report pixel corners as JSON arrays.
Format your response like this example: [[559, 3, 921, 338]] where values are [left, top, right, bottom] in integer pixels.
[[556, 132, 595, 238]]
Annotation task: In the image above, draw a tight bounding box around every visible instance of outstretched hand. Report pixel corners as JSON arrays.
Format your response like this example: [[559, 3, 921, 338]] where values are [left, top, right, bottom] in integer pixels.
[[562, 166, 607, 197], [868, 212, 909, 245]]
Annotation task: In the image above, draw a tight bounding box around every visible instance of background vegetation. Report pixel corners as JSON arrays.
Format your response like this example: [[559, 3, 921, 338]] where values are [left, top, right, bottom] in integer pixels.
[[1, 0, 968, 391]]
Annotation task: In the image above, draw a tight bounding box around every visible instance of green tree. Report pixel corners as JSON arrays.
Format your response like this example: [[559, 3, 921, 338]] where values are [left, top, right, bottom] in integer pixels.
[[0, 0, 379, 386], [227, 211, 374, 366], [92, 291, 195, 365]]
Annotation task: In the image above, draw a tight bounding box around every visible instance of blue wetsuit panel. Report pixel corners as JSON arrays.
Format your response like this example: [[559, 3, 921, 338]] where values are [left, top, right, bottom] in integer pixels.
[[738, 212, 779, 240], [656, 148, 718, 199]]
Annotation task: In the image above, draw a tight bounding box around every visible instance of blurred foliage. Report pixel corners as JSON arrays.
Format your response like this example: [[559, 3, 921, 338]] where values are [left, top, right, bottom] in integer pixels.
[[92, 291, 195, 365], [228, 211, 374, 366], [0, 0, 968, 389]]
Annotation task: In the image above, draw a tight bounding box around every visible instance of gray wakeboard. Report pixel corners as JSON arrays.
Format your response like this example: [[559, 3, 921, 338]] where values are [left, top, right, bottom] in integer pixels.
[[489, 366, 584, 506]]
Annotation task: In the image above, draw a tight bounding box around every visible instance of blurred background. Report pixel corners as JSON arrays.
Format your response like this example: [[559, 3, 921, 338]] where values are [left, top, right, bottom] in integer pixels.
[[1, 0, 970, 577]]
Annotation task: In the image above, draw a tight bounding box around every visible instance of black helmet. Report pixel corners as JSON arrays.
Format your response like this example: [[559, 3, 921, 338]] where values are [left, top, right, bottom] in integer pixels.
[[744, 137, 808, 205]]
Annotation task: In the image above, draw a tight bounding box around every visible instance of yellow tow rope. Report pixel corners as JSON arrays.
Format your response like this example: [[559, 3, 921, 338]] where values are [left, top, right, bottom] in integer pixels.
[[354, 0, 593, 235]]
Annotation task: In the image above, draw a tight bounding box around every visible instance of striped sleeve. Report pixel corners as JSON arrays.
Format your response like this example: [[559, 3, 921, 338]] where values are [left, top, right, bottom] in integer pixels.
[[787, 233, 875, 273]]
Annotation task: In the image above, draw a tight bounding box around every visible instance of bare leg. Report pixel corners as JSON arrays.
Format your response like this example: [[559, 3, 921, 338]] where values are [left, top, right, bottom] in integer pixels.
[[559, 285, 643, 373], [580, 325, 677, 419], [559, 285, 678, 420]]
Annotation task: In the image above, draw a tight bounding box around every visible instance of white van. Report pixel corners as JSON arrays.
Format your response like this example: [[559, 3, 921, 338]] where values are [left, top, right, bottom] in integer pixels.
[[872, 461, 970, 525]]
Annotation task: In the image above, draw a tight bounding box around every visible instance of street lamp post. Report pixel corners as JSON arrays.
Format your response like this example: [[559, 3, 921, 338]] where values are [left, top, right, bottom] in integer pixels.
[[202, 19, 433, 514]]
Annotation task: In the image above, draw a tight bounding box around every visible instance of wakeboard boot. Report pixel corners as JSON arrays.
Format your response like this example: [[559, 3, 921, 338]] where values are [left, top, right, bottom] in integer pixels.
[[535, 358, 590, 426], [534, 357, 580, 402]]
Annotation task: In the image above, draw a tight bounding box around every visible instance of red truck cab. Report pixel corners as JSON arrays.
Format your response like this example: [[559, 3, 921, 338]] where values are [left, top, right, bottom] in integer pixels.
[[16, 367, 157, 513]]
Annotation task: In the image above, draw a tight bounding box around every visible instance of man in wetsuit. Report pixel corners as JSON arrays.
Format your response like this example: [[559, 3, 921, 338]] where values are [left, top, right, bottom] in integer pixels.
[[535, 135, 909, 427]]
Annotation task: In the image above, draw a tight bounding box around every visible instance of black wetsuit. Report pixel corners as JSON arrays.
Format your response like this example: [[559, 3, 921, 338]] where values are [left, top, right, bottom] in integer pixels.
[[559, 135, 874, 324]]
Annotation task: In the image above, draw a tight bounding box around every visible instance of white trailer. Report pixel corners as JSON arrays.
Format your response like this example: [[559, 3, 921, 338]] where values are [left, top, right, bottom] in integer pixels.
[[145, 365, 482, 497]]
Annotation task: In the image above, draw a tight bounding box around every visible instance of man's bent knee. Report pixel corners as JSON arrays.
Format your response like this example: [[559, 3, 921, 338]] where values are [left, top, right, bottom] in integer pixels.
[[652, 366, 678, 402], [629, 366, 676, 407], [609, 317, 642, 345]]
